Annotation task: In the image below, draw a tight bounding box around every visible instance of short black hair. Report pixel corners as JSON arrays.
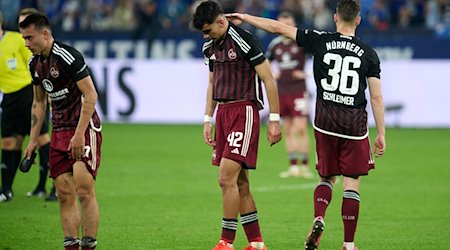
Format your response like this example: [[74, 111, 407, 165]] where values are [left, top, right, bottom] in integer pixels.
[[192, 0, 224, 30], [337, 0, 361, 23], [19, 12, 50, 30]]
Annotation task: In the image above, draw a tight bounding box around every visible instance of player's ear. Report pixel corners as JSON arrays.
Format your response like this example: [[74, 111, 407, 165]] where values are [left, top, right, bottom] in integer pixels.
[[217, 15, 226, 27], [355, 16, 361, 26], [333, 13, 338, 23]]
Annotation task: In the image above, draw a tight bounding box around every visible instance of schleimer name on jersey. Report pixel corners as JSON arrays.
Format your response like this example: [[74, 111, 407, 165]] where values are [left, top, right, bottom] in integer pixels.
[[322, 38, 365, 106]]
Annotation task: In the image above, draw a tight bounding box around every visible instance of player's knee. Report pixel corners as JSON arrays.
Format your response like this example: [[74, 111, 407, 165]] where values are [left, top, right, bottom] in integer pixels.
[[57, 188, 76, 204], [2, 137, 22, 150], [76, 185, 95, 203], [218, 175, 234, 189]]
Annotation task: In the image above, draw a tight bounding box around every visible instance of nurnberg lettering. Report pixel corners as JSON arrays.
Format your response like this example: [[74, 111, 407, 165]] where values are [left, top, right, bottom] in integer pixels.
[[326, 41, 364, 57], [323, 91, 355, 106]]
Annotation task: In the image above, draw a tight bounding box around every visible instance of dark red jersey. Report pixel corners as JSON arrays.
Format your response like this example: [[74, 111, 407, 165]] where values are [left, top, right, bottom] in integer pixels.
[[202, 22, 266, 109], [296, 29, 381, 138], [267, 36, 307, 95], [29, 41, 101, 131]]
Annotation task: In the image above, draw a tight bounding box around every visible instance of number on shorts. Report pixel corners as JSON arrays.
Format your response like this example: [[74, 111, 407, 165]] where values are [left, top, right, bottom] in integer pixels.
[[84, 146, 91, 158], [227, 131, 243, 147]]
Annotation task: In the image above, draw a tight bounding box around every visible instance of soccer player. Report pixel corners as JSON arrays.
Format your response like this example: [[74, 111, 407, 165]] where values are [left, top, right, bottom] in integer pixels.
[[0, 10, 51, 202], [266, 11, 313, 179], [226, 0, 386, 249], [20, 13, 102, 250], [18, 7, 57, 201], [192, 1, 282, 250]]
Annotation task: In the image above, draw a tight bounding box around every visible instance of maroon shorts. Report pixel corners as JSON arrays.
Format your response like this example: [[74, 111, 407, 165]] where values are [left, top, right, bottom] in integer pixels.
[[213, 101, 260, 169], [279, 92, 309, 117], [49, 128, 102, 178], [314, 130, 374, 178]]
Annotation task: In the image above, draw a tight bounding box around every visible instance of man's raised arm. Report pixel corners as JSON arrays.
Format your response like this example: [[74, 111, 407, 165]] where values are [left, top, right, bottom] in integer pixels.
[[226, 13, 298, 41]]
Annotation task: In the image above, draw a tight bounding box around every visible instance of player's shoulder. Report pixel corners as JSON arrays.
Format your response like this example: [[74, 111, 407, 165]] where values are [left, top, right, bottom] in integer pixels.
[[228, 23, 262, 52], [352, 36, 377, 54], [202, 40, 214, 55], [51, 41, 84, 65]]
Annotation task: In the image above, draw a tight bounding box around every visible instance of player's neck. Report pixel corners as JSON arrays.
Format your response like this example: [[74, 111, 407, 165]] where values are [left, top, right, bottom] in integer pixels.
[[336, 24, 356, 37], [42, 38, 55, 58], [0, 28, 4, 39]]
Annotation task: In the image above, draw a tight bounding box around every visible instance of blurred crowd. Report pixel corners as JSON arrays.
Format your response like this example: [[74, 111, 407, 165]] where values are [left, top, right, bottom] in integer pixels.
[[1, 0, 449, 35]]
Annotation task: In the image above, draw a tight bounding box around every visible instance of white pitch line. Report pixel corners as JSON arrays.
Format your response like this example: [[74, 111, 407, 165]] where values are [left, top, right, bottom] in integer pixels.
[[253, 183, 317, 193]]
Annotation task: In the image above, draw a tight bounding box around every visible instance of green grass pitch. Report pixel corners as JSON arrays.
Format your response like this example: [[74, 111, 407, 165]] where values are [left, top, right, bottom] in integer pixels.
[[1, 124, 449, 249]]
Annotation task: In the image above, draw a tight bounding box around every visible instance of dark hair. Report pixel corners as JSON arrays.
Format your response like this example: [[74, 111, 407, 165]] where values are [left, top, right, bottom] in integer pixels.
[[192, 0, 224, 30], [19, 12, 50, 30], [337, 0, 361, 23]]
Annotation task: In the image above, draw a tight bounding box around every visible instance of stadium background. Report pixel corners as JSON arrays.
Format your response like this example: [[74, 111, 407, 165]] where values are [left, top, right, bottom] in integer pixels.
[[2, 0, 450, 127], [1, 1, 450, 249]]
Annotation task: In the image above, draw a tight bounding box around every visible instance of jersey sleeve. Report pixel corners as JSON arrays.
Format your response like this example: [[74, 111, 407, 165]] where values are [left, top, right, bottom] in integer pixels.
[[202, 41, 214, 72], [61, 45, 90, 82], [238, 29, 266, 67], [296, 29, 323, 55], [366, 48, 381, 79], [28, 57, 39, 85]]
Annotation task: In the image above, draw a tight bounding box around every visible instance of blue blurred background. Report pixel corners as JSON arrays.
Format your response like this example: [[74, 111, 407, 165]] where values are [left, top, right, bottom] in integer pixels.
[[3, 0, 450, 127]]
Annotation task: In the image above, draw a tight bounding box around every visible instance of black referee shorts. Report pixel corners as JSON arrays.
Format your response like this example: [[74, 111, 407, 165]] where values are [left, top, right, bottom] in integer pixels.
[[1, 84, 50, 138]]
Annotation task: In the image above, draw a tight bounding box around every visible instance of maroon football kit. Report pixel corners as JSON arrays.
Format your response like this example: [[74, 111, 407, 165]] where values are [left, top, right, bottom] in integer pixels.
[[29, 41, 102, 177]]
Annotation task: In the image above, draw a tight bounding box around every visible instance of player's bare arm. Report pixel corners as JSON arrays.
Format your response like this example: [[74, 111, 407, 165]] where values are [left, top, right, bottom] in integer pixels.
[[203, 71, 217, 147], [368, 77, 386, 157], [254, 60, 282, 146], [226, 13, 298, 41], [69, 76, 98, 161], [25, 85, 47, 158]]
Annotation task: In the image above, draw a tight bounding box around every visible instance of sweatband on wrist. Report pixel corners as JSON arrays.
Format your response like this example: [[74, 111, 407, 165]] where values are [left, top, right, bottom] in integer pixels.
[[269, 113, 280, 122], [203, 115, 212, 123]]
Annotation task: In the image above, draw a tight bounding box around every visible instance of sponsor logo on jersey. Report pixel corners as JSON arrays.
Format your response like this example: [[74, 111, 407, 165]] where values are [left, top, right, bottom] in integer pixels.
[[231, 148, 240, 154], [42, 79, 54, 92]]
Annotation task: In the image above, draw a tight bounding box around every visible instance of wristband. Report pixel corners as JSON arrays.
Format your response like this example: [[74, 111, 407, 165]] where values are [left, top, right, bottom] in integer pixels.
[[203, 115, 212, 123], [269, 113, 280, 122]]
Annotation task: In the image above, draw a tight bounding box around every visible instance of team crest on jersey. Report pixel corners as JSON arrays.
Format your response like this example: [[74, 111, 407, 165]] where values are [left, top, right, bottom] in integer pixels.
[[228, 48, 237, 60], [50, 67, 59, 78], [42, 79, 54, 92]]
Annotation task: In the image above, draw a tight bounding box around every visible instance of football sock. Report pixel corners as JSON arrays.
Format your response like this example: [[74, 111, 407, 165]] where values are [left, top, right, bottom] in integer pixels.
[[343, 242, 355, 250], [63, 236, 80, 250], [314, 181, 333, 218], [1, 150, 21, 194], [299, 152, 308, 166], [221, 218, 238, 244], [37, 143, 50, 191], [342, 190, 360, 242], [241, 211, 263, 243], [288, 152, 298, 166], [80, 236, 97, 249]]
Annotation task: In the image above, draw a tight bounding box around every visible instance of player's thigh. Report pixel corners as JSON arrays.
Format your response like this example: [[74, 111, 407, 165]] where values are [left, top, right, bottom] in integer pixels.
[[54, 172, 76, 198], [73, 161, 96, 195]]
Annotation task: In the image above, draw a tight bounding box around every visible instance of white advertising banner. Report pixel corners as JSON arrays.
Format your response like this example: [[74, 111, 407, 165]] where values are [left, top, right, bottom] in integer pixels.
[[86, 59, 450, 127]]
